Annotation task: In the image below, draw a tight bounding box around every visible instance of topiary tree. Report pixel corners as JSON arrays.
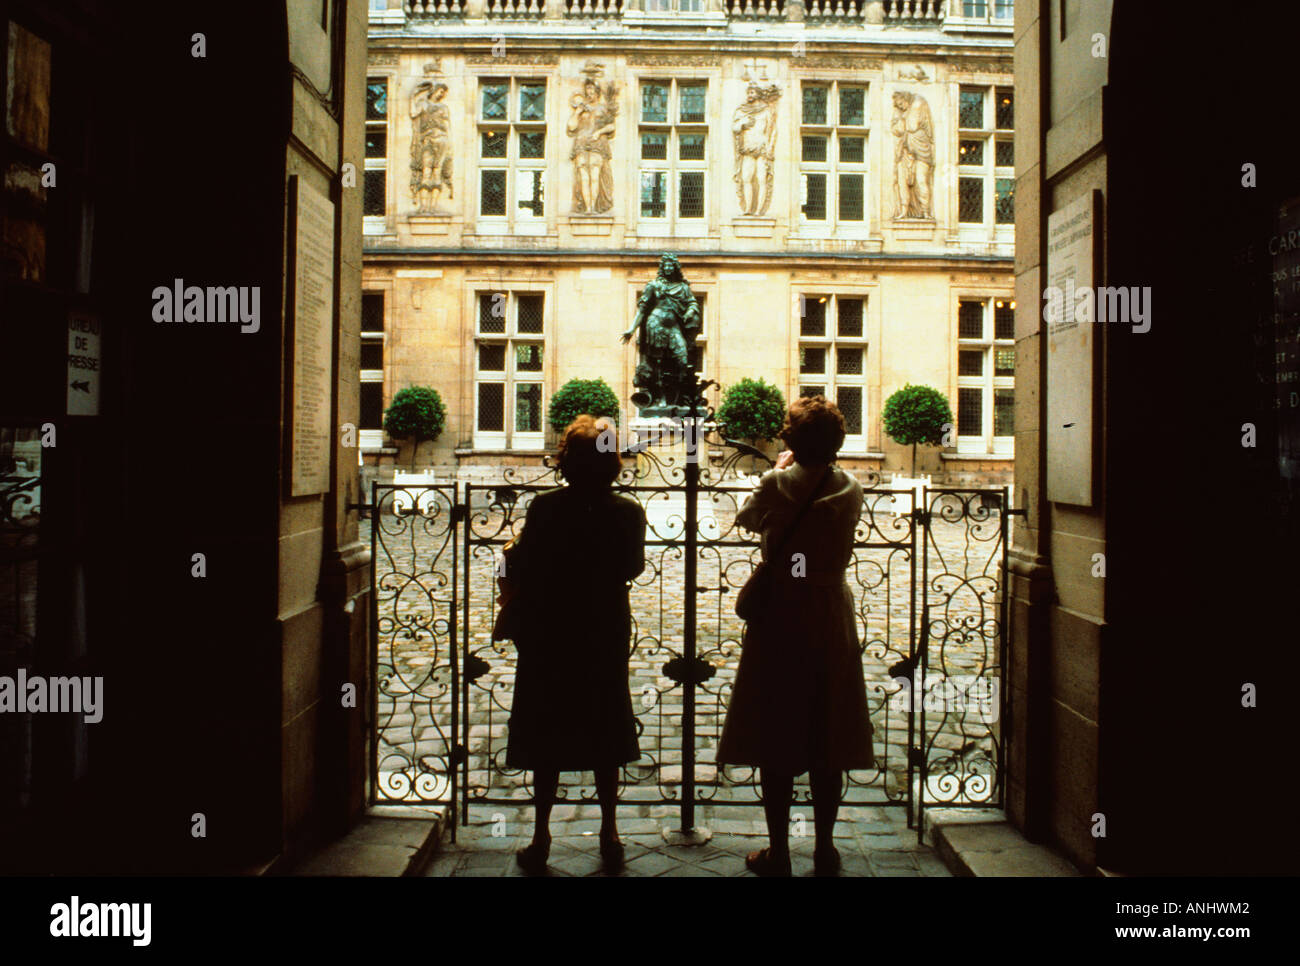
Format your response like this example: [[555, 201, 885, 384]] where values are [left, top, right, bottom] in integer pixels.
[[383, 386, 447, 468], [715, 377, 786, 444], [881, 383, 954, 475], [548, 377, 620, 433]]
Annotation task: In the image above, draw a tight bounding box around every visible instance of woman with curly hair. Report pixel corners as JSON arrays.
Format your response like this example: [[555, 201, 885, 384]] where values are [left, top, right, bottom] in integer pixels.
[[503, 415, 646, 874], [718, 395, 875, 876]]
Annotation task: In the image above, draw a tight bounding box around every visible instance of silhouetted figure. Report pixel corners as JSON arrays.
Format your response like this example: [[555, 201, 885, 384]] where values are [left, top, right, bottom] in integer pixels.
[[503, 416, 646, 873], [718, 395, 875, 876]]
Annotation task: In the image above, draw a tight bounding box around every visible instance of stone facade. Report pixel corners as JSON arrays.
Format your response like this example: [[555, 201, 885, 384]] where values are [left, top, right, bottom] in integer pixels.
[[362, 2, 1015, 481]]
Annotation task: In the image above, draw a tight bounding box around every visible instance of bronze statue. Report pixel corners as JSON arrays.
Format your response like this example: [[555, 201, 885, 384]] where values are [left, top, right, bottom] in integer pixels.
[[621, 253, 701, 415]]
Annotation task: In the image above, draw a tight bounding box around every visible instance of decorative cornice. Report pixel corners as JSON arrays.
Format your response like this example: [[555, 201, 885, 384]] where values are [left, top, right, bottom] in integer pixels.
[[465, 51, 559, 65]]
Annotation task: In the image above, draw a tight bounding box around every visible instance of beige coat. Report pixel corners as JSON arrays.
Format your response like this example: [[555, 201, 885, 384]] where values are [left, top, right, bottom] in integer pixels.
[[717, 461, 876, 774]]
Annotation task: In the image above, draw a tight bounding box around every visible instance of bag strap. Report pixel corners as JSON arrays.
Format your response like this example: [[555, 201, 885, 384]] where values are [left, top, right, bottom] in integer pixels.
[[769, 465, 833, 561]]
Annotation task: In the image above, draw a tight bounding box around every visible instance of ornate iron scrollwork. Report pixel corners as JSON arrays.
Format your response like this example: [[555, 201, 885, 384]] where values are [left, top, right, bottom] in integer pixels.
[[662, 656, 716, 687]]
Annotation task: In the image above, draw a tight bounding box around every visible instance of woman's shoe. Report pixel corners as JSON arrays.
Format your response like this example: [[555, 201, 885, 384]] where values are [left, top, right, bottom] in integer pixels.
[[516, 840, 550, 875], [599, 835, 625, 870], [745, 847, 792, 877], [813, 845, 842, 877]]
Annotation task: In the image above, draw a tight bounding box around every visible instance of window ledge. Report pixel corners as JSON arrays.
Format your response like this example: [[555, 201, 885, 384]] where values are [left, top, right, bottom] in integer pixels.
[[941, 452, 1014, 462]]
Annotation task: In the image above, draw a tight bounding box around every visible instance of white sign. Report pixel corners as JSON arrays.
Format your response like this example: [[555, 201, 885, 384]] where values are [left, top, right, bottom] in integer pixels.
[[1045, 192, 1098, 506], [66, 311, 101, 415]]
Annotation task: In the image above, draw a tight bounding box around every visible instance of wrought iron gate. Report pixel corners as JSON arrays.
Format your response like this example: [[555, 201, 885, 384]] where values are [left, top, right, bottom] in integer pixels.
[[367, 420, 1014, 841]]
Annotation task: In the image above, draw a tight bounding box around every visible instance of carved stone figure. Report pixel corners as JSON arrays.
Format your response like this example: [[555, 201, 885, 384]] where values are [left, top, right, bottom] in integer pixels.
[[732, 81, 781, 217], [410, 75, 453, 214], [891, 90, 934, 220], [567, 64, 618, 215], [620, 253, 702, 415]]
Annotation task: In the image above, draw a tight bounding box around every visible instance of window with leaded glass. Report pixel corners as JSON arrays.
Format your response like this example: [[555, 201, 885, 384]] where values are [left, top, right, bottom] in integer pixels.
[[474, 291, 546, 450], [360, 292, 386, 437], [799, 81, 868, 226], [797, 294, 869, 445], [639, 79, 708, 225], [364, 77, 389, 226], [478, 78, 547, 224], [956, 297, 1015, 453], [958, 86, 1014, 227]]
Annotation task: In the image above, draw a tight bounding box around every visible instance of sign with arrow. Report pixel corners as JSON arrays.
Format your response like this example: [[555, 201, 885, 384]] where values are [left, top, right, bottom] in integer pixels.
[[66, 310, 101, 415]]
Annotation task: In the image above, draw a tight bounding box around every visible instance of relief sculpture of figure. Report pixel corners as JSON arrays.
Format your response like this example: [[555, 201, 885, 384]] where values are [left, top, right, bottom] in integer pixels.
[[620, 253, 701, 415], [567, 65, 618, 215], [891, 90, 934, 220], [410, 79, 453, 214], [733, 81, 781, 217]]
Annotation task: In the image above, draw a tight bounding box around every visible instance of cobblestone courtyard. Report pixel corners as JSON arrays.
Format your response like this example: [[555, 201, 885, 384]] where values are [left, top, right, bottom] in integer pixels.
[[425, 803, 951, 878], [365, 471, 1007, 813]]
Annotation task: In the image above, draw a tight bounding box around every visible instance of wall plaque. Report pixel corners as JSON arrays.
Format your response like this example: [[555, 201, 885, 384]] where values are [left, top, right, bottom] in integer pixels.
[[288, 176, 336, 497], [1045, 191, 1100, 506]]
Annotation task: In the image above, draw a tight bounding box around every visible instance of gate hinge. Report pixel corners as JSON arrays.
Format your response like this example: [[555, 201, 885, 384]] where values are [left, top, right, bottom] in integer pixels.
[[450, 744, 468, 767], [451, 503, 469, 523], [907, 747, 926, 769], [663, 656, 716, 686]]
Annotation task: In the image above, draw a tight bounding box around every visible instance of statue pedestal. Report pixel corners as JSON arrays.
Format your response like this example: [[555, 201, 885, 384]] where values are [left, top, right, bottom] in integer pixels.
[[731, 216, 776, 239], [408, 213, 453, 237], [567, 215, 614, 236], [891, 218, 936, 241], [627, 417, 719, 540]]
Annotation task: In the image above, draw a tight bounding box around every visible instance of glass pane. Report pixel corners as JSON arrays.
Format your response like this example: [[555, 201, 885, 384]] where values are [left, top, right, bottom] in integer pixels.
[[959, 349, 984, 376], [800, 385, 825, 399], [688, 342, 705, 374], [963, 0, 988, 16], [836, 347, 864, 376], [520, 83, 546, 121], [996, 89, 1014, 130], [516, 384, 543, 433], [680, 0, 705, 8], [479, 344, 506, 371], [479, 292, 507, 333], [641, 83, 668, 123], [518, 131, 545, 159], [364, 170, 385, 216], [517, 294, 544, 333], [478, 382, 505, 431], [958, 139, 984, 166], [679, 171, 704, 218], [801, 296, 827, 337], [800, 346, 827, 375], [838, 174, 864, 221], [959, 176, 984, 223], [995, 301, 1015, 339], [838, 387, 863, 435], [481, 83, 508, 120], [801, 135, 828, 162], [678, 84, 706, 123], [839, 136, 865, 164], [801, 173, 826, 221], [516, 170, 545, 217], [360, 381, 383, 430], [958, 301, 984, 339], [360, 339, 384, 369], [995, 178, 1015, 224], [839, 86, 866, 127], [995, 347, 1015, 377], [515, 343, 543, 372], [837, 298, 863, 337], [641, 132, 668, 160], [366, 79, 388, 120], [640, 171, 667, 218], [362, 293, 384, 331], [994, 388, 1014, 436], [481, 130, 507, 158], [481, 169, 507, 216], [996, 139, 1014, 167], [645, 0, 669, 9], [802, 86, 828, 125], [958, 387, 983, 436], [678, 134, 706, 161], [994, 0, 1014, 19], [959, 89, 984, 129], [365, 128, 387, 158]]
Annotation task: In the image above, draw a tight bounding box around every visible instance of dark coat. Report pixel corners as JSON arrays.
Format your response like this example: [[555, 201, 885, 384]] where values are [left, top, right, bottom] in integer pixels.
[[503, 484, 647, 771]]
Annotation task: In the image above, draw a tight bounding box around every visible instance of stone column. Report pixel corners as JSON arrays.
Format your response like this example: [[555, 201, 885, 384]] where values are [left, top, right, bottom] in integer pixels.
[[465, 0, 487, 18], [785, 0, 805, 21], [864, 0, 885, 24], [545, 0, 563, 20]]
